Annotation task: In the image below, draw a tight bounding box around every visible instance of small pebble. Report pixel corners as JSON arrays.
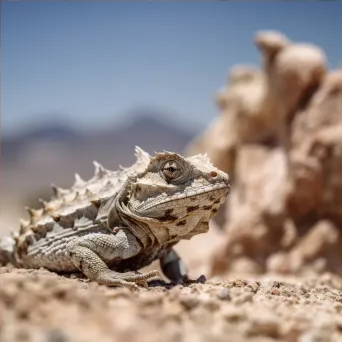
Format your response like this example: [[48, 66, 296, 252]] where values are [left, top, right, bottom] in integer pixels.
[[217, 288, 231, 301], [271, 287, 281, 296]]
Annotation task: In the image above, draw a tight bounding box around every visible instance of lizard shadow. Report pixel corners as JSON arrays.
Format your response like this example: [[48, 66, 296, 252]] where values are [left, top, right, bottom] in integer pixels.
[[147, 274, 207, 289]]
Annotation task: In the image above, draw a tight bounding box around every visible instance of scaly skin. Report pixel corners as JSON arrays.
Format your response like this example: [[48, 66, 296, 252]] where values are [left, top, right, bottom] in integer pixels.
[[0, 147, 230, 289]]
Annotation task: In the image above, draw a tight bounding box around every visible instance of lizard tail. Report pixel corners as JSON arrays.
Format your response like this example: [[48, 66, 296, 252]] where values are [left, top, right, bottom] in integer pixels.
[[0, 236, 17, 266]]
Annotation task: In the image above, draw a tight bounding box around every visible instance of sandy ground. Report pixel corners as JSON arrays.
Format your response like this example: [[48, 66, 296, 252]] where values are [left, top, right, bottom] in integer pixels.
[[0, 268, 342, 342], [1, 209, 342, 342]]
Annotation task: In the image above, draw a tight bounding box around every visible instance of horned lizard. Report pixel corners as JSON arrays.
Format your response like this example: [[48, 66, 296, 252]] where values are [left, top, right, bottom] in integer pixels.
[[0, 147, 230, 289]]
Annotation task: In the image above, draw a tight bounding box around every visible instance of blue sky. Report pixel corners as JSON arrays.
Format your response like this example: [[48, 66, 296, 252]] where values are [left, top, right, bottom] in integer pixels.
[[2, 1, 342, 136]]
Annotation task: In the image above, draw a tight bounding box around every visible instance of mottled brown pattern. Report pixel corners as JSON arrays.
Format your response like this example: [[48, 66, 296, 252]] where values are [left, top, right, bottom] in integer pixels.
[[187, 205, 199, 213], [176, 220, 187, 226], [159, 209, 178, 222]]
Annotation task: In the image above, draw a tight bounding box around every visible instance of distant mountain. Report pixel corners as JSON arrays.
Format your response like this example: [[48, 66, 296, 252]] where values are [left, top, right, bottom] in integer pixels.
[[88, 114, 194, 156], [1, 114, 196, 200], [2, 123, 82, 163]]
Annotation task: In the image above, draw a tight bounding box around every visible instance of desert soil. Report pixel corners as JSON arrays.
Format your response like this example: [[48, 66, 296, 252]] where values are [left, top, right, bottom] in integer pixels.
[[1, 218, 342, 342], [0, 267, 342, 342]]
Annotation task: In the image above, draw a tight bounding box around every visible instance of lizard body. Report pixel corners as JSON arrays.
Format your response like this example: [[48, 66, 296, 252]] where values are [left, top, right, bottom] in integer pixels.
[[0, 147, 230, 288]]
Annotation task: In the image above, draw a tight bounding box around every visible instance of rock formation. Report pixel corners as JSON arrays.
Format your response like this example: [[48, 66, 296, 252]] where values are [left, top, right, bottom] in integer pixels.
[[185, 31, 342, 277]]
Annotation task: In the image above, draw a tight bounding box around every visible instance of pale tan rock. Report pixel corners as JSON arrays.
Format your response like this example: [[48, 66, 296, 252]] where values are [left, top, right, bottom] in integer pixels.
[[254, 30, 291, 67], [288, 69, 342, 222], [204, 32, 342, 278], [268, 221, 342, 275], [255, 31, 327, 155], [291, 69, 342, 142], [288, 220, 341, 273], [272, 43, 327, 117], [211, 146, 289, 276], [266, 252, 291, 274]]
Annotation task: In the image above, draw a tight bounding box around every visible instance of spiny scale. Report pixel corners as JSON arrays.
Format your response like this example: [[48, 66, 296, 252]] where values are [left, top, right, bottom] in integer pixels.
[[51, 183, 69, 199], [38, 198, 57, 213], [15, 147, 169, 255], [25, 207, 44, 221], [18, 158, 128, 250], [19, 219, 30, 234], [85, 188, 95, 198], [73, 173, 85, 188], [73, 191, 80, 201], [20, 147, 154, 231], [93, 161, 109, 179], [38, 198, 48, 207]]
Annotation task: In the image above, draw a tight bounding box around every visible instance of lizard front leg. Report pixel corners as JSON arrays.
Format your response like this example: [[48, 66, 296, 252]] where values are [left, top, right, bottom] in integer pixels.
[[66, 229, 160, 289], [160, 248, 206, 285]]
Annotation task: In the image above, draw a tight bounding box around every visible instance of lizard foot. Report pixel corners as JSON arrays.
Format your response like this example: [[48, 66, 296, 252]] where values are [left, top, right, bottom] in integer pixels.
[[96, 269, 161, 289]]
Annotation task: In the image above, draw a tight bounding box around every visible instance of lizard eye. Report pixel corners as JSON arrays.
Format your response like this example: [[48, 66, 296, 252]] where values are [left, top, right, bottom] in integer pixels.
[[161, 161, 182, 180]]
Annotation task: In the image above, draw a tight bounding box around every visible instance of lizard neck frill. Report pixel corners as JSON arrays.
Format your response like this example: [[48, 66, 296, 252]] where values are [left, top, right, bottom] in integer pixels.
[[114, 198, 171, 248]]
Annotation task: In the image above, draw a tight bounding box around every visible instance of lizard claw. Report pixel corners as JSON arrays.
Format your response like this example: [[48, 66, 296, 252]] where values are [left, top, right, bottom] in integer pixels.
[[136, 279, 149, 288]]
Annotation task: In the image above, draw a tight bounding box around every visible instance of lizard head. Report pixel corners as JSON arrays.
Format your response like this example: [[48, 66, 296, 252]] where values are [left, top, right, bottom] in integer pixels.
[[114, 147, 230, 240]]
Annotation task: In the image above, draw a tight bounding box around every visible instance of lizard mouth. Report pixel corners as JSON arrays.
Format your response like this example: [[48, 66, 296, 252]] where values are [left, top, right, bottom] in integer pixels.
[[134, 182, 230, 215]]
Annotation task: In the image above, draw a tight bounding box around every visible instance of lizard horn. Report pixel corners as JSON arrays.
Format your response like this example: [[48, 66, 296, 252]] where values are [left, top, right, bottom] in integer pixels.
[[93, 161, 107, 178], [85, 188, 95, 198], [51, 183, 68, 198], [25, 207, 43, 221], [73, 173, 85, 188]]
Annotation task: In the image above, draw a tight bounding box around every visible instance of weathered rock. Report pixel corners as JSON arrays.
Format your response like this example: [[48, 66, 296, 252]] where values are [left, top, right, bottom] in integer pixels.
[[254, 30, 291, 69], [185, 31, 342, 277], [211, 146, 289, 276], [268, 221, 342, 275], [287, 69, 342, 222]]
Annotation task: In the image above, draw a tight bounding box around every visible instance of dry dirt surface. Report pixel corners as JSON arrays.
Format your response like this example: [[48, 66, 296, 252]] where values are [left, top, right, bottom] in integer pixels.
[[0, 268, 342, 342]]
